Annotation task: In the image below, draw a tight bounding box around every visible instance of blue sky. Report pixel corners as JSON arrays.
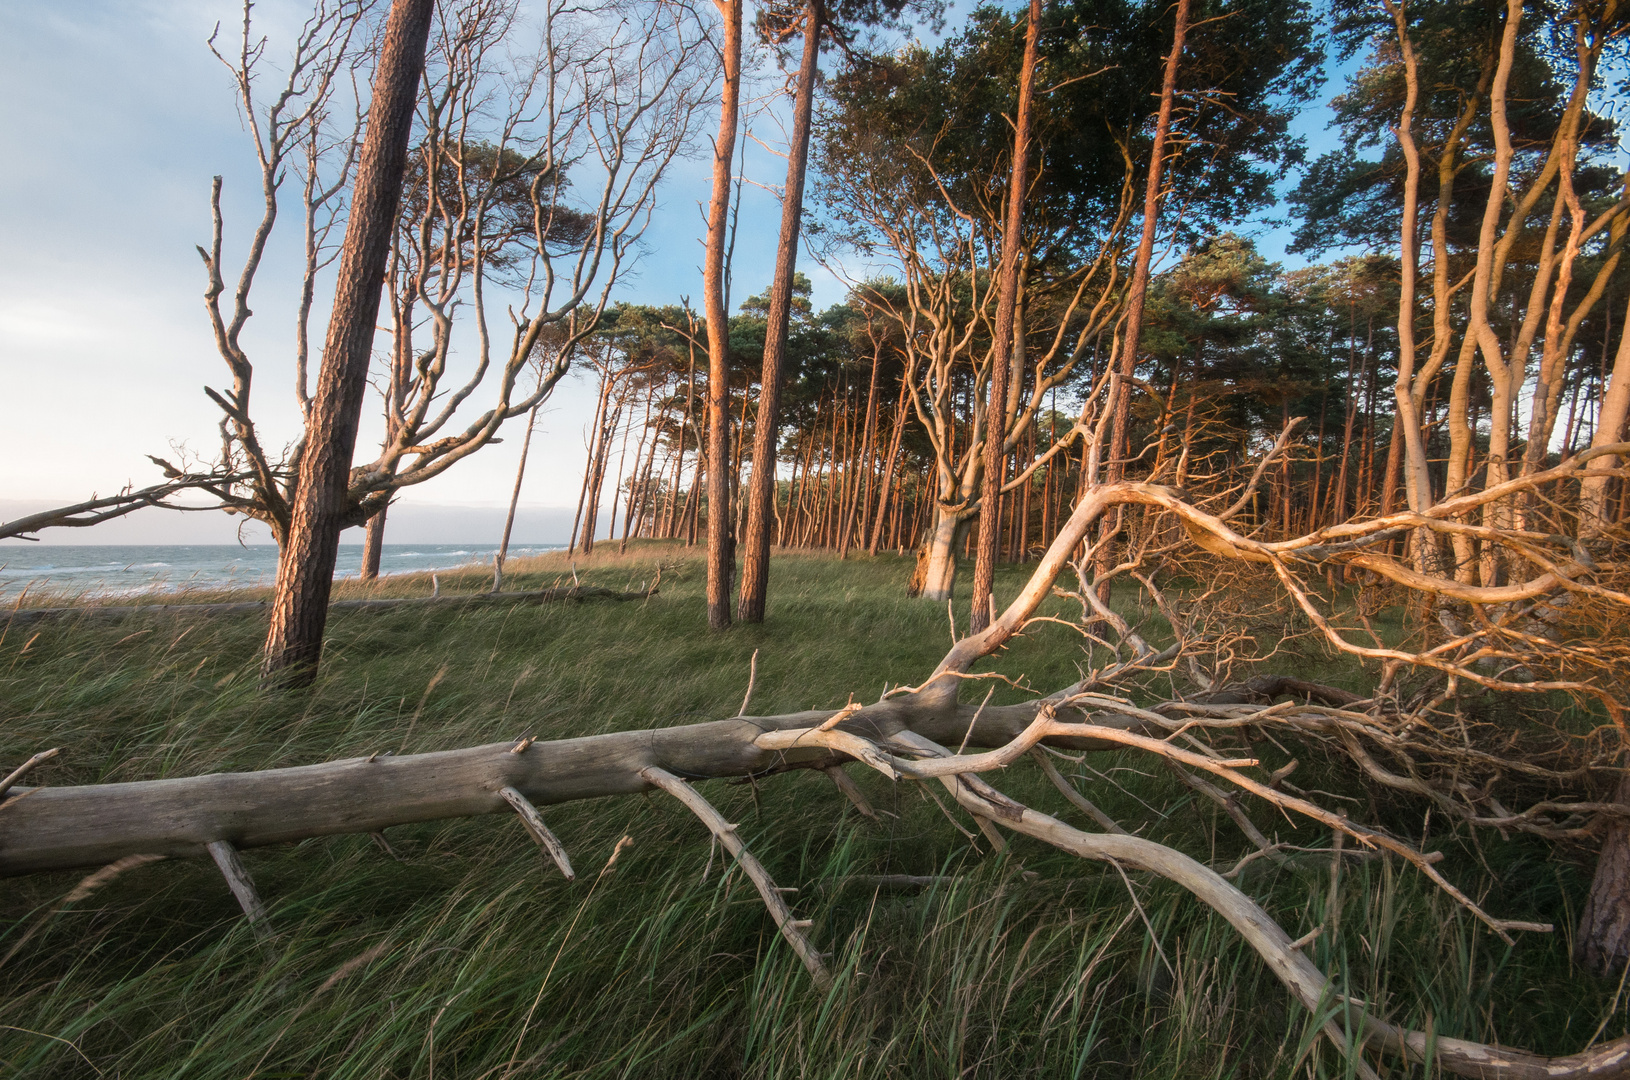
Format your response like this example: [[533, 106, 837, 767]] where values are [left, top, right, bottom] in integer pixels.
[[0, 0, 1349, 543]]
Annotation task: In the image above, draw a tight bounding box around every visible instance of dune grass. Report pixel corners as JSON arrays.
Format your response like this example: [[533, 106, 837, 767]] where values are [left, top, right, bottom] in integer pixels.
[[0, 543, 1620, 1077]]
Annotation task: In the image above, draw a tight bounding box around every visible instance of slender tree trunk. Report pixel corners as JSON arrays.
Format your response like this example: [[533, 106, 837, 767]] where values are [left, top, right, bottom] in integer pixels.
[[361, 506, 388, 582], [1019, 424, 1033, 561], [839, 386, 865, 558], [738, 0, 822, 621], [819, 399, 842, 548], [1093, 0, 1190, 596], [607, 407, 632, 544], [261, 0, 434, 687], [582, 398, 622, 556], [969, 0, 1041, 632], [623, 396, 660, 553], [570, 368, 613, 554], [704, 0, 742, 629], [358, 274, 413, 583], [494, 403, 541, 592], [1104, 0, 1190, 485], [685, 453, 703, 546], [869, 374, 912, 556], [1333, 319, 1367, 525], [842, 337, 882, 559]]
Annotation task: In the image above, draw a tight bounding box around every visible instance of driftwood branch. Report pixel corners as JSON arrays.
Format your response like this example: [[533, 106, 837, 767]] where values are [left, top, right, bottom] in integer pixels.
[[206, 840, 270, 937], [639, 766, 832, 991], [498, 785, 575, 880]]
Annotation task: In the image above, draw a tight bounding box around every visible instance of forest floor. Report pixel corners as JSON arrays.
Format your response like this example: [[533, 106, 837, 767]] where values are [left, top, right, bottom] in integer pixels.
[[0, 542, 1620, 1078]]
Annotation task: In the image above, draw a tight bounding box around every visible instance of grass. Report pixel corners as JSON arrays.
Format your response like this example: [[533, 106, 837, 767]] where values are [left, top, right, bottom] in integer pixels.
[[0, 542, 1621, 1078]]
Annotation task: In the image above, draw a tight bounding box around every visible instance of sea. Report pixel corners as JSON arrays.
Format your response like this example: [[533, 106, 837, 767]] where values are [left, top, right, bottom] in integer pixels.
[[0, 544, 564, 600]]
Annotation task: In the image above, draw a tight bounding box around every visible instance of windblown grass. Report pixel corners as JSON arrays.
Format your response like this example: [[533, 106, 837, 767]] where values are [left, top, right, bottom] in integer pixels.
[[0, 543, 1618, 1077]]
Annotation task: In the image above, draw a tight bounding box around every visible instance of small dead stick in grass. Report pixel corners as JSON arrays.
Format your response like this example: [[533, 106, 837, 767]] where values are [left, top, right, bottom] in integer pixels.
[[503, 836, 633, 1078], [736, 648, 759, 717], [1030, 749, 1127, 835], [640, 767, 833, 991], [823, 765, 879, 821], [1162, 760, 1290, 868]]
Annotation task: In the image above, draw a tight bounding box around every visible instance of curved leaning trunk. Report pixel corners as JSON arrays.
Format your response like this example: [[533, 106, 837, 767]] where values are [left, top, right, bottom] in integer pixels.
[[909, 509, 971, 602]]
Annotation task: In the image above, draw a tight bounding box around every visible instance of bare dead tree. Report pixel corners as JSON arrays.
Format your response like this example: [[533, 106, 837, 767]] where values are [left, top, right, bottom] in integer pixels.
[[9, 431, 1630, 1074], [1376, 0, 1630, 967], [14, 0, 713, 594]]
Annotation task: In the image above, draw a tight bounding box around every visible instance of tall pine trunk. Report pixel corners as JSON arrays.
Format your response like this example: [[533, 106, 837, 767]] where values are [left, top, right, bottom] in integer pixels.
[[703, 0, 742, 629], [261, 0, 434, 687], [1097, 0, 1190, 587], [738, 0, 823, 622], [969, 0, 1040, 632]]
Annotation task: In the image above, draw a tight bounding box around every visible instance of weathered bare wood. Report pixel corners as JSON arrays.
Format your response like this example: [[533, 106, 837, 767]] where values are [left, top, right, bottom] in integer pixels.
[[0, 584, 656, 627], [892, 735, 1630, 1080], [498, 785, 575, 881], [206, 839, 270, 936], [640, 765, 831, 991], [823, 765, 878, 821], [0, 693, 1104, 876], [0, 748, 60, 802], [1030, 749, 1127, 835]]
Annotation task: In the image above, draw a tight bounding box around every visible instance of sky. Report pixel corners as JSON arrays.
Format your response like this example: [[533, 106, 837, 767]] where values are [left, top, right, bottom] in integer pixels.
[[0, 0, 1346, 545]]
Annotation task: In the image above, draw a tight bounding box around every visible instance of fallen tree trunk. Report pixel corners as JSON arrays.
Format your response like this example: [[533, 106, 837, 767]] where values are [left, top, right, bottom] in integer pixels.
[[8, 462, 1630, 1077], [0, 695, 1107, 875], [0, 583, 655, 627]]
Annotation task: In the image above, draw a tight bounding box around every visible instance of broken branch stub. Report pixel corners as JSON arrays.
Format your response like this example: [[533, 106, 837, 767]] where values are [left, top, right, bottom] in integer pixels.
[[640, 766, 832, 991]]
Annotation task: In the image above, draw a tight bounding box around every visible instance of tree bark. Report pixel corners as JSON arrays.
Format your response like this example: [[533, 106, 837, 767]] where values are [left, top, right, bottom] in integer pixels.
[[909, 510, 973, 602], [260, 0, 435, 687], [1579, 772, 1630, 973], [740, 1, 823, 615], [1104, 0, 1190, 491], [360, 504, 388, 582], [705, 0, 743, 630], [970, 0, 1041, 633]]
